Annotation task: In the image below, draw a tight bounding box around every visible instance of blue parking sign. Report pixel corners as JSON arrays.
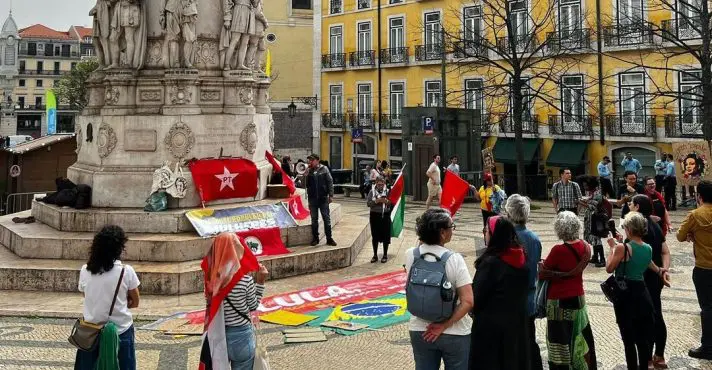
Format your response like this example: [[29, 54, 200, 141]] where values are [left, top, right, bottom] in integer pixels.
[[423, 116, 434, 135]]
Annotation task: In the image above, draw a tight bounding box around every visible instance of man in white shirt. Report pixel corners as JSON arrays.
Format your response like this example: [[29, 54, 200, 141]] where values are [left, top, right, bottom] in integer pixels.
[[425, 155, 442, 209], [446, 156, 460, 175]]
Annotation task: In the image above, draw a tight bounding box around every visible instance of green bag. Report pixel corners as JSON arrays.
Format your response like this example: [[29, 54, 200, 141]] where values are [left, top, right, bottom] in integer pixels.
[[144, 191, 168, 212], [95, 321, 120, 370]]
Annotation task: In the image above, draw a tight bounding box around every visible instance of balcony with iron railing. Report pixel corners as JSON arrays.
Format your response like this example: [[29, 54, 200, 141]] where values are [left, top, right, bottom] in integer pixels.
[[661, 18, 702, 40], [18, 69, 69, 76], [349, 50, 376, 67], [321, 53, 346, 69], [380, 114, 403, 129], [605, 114, 657, 137], [357, 0, 370, 9], [453, 38, 489, 58], [548, 114, 594, 136], [496, 34, 538, 53], [18, 50, 79, 58], [497, 114, 540, 135], [349, 113, 376, 129], [602, 22, 654, 47], [322, 113, 346, 129], [329, 0, 342, 13], [380, 47, 409, 64], [415, 44, 444, 61], [545, 28, 591, 53], [665, 114, 704, 138]]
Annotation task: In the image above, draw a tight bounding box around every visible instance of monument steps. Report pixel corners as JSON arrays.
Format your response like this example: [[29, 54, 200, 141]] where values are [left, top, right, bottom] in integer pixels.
[[0, 203, 368, 295]]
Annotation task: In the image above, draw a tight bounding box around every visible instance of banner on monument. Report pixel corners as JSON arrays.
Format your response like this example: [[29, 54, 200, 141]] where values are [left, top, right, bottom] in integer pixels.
[[186, 204, 297, 237]]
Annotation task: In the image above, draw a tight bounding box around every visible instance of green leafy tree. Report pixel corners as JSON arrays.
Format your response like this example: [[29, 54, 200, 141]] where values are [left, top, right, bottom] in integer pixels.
[[54, 59, 99, 110]]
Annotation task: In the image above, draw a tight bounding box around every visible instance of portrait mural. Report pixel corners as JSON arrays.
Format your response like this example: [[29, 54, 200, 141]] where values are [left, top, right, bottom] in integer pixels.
[[672, 142, 711, 186]]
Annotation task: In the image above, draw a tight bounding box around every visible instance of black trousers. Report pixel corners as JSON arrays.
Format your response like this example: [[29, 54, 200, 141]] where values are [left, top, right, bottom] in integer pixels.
[[693, 267, 712, 351], [600, 177, 615, 198], [592, 244, 605, 264], [644, 271, 667, 357], [655, 175, 666, 193], [527, 316, 543, 370], [664, 177, 677, 210], [614, 280, 655, 370]]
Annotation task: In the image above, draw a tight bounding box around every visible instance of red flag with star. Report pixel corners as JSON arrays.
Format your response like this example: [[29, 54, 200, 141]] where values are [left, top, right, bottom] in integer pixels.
[[188, 158, 259, 203]]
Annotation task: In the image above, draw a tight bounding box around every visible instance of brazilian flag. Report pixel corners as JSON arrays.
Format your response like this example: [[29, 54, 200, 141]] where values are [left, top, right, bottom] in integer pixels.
[[307, 294, 410, 336]]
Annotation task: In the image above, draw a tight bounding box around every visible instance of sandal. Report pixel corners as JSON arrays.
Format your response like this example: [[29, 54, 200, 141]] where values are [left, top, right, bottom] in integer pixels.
[[381, 256, 388, 263], [370, 256, 378, 263], [653, 355, 668, 369]]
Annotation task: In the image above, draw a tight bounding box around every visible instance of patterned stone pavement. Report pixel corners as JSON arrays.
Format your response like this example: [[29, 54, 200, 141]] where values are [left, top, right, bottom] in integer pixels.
[[1, 196, 712, 369]]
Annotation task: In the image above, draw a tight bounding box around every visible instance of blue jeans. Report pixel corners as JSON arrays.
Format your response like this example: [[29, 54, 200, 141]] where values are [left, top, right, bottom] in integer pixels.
[[226, 324, 255, 370], [309, 201, 332, 240], [409, 330, 470, 370], [74, 325, 136, 370]]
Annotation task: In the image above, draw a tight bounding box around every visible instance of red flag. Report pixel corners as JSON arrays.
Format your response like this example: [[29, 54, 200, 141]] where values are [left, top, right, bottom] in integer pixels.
[[388, 170, 405, 204], [189, 158, 258, 203], [265, 151, 296, 194], [237, 227, 291, 256], [287, 194, 310, 221], [440, 170, 470, 215]]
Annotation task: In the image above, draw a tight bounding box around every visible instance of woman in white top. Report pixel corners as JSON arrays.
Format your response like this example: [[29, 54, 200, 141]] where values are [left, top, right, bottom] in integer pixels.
[[405, 208, 474, 369], [75, 225, 140, 370]]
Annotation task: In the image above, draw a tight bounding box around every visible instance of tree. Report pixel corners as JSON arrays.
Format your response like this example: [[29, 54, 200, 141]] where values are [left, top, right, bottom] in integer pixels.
[[54, 59, 100, 111], [434, 0, 595, 194]]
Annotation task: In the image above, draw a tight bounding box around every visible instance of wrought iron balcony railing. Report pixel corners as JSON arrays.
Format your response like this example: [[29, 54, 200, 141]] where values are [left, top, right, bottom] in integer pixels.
[[380, 114, 403, 129], [546, 28, 591, 53], [380, 47, 409, 64], [602, 22, 654, 47], [322, 113, 346, 128], [453, 38, 489, 58], [497, 114, 540, 135], [496, 35, 538, 53], [349, 113, 376, 128], [605, 114, 656, 137], [415, 44, 443, 61], [330, 0, 342, 13], [321, 53, 346, 69], [357, 0, 370, 9], [548, 114, 594, 136], [661, 18, 702, 40], [665, 114, 704, 138], [349, 50, 376, 67]]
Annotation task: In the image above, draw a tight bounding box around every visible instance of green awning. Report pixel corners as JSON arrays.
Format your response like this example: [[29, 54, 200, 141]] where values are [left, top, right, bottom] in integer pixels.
[[546, 140, 588, 167], [493, 139, 540, 165]]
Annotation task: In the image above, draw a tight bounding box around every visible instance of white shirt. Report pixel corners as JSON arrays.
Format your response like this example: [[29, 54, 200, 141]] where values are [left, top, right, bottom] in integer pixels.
[[447, 163, 460, 175], [404, 244, 473, 336], [79, 261, 141, 334], [426, 162, 441, 185]]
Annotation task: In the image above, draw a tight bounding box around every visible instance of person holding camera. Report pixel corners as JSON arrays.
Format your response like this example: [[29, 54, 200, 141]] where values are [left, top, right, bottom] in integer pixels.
[[367, 177, 392, 263]]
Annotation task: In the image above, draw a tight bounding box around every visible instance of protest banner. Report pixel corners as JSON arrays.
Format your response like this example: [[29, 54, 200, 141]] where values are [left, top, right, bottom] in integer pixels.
[[186, 204, 297, 237]]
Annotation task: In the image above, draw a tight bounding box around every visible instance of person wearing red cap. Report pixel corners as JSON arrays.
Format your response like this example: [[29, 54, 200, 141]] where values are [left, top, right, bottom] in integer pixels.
[[473, 172, 503, 225]]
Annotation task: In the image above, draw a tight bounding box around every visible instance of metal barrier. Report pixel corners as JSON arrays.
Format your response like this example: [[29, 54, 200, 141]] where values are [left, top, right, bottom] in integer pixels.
[[4, 192, 48, 215]]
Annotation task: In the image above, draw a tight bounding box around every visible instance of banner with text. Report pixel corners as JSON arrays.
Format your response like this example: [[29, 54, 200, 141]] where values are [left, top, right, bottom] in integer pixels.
[[186, 204, 297, 237]]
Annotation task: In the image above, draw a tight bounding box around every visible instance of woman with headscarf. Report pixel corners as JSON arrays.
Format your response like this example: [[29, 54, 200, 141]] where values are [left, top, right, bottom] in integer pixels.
[[539, 211, 597, 369], [199, 232, 263, 370], [469, 216, 530, 369], [366, 176, 392, 263]]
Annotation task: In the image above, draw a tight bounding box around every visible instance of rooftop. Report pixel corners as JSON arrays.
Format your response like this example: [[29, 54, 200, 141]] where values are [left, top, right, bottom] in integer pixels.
[[19, 24, 73, 40], [4, 133, 75, 155], [70, 26, 92, 40]]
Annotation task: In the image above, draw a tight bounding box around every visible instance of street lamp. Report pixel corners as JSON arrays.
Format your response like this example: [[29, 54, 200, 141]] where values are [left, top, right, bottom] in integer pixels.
[[288, 96, 318, 118], [287, 99, 297, 118]]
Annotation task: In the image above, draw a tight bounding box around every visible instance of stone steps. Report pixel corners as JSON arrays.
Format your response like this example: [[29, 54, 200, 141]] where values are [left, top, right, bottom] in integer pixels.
[[0, 210, 369, 295], [2, 204, 342, 262]]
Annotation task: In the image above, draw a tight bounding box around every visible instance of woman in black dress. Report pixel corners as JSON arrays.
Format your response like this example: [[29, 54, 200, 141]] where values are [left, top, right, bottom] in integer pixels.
[[366, 177, 392, 263], [470, 216, 530, 369]]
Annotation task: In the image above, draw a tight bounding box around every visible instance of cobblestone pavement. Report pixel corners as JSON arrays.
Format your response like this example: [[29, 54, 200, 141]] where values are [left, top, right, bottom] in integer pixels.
[[1, 197, 712, 369]]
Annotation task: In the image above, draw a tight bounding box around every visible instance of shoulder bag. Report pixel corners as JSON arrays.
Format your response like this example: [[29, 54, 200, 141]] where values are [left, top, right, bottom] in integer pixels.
[[68, 267, 125, 351], [600, 244, 629, 304], [226, 297, 270, 370], [535, 242, 587, 318]]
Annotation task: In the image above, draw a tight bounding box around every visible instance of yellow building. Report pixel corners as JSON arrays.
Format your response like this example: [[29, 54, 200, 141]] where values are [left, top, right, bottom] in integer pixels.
[[316, 0, 701, 187]]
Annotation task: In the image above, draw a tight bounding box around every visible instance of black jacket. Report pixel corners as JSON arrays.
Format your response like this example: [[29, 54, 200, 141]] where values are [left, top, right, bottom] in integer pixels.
[[305, 165, 334, 204]]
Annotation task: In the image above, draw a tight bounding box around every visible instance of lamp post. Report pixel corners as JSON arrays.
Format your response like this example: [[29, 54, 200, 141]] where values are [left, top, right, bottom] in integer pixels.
[[288, 96, 318, 118], [288, 99, 297, 118]]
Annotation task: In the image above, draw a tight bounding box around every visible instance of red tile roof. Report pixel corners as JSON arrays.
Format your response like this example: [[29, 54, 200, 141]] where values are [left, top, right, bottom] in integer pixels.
[[70, 26, 93, 40], [19, 24, 72, 40]]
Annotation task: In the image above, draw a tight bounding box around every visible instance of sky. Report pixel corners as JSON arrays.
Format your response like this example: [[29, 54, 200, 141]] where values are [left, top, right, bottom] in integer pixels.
[[1, 0, 92, 32]]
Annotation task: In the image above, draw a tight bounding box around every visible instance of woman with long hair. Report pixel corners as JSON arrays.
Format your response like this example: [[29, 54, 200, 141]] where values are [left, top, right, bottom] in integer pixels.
[[469, 216, 530, 369], [540, 211, 597, 369], [630, 195, 671, 368], [75, 225, 140, 370], [607, 211, 670, 369]]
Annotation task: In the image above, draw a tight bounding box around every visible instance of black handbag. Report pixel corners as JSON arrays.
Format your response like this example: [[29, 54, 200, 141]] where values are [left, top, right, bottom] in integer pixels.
[[600, 244, 628, 304]]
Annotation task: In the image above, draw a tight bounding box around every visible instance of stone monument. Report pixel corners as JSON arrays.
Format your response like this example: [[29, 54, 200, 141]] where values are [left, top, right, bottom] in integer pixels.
[[71, 0, 274, 208]]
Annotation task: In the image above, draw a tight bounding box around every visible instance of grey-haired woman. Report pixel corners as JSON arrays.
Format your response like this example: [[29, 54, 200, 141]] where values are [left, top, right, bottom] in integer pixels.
[[367, 177, 392, 263]]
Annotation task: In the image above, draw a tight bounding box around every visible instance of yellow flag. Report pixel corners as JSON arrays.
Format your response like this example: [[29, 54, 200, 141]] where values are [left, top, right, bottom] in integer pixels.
[[265, 49, 272, 77]]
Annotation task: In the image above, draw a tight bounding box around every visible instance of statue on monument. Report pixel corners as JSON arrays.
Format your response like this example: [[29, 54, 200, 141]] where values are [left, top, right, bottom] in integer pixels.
[[246, 0, 268, 72], [160, 0, 199, 69], [89, 0, 113, 67], [108, 0, 147, 69], [223, 0, 257, 70]]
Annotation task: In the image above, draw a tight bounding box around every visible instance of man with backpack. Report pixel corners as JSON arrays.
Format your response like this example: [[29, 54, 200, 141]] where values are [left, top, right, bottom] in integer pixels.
[[405, 208, 473, 368]]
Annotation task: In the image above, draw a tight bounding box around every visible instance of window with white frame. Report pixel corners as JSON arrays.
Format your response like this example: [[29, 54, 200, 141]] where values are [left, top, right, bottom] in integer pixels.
[[463, 6, 483, 41], [357, 22, 372, 56], [510, 0, 528, 42], [357, 83, 372, 122], [389, 82, 404, 117], [329, 26, 343, 54], [329, 136, 343, 169], [618, 72, 646, 129], [389, 138, 403, 169], [330, 0, 342, 14], [679, 70, 702, 134], [559, 0, 581, 40], [561, 75, 585, 127], [465, 78, 484, 112], [424, 12, 442, 53], [678, 0, 702, 39], [329, 85, 343, 114], [358, 0, 370, 10], [389, 17, 404, 48], [617, 0, 644, 42], [425, 80, 441, 107]]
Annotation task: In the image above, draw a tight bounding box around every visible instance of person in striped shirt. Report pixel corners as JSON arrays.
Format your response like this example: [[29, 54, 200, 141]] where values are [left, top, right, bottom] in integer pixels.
[[223, 255, 269, 370]]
